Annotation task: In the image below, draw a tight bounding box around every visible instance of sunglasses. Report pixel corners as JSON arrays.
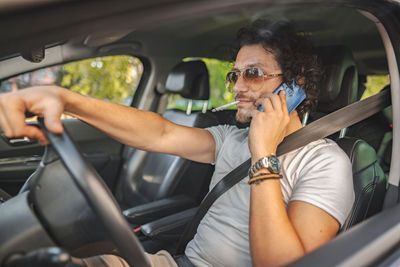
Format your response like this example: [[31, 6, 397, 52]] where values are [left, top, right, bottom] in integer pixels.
[[225, 67, 283, 92]]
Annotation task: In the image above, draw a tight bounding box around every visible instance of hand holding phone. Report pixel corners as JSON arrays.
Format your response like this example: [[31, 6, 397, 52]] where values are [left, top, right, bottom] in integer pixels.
[[258, 81, 306, 114]]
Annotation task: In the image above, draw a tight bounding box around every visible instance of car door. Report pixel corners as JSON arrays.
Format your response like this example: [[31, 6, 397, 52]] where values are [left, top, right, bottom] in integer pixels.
[[0, 55, 145, 197]]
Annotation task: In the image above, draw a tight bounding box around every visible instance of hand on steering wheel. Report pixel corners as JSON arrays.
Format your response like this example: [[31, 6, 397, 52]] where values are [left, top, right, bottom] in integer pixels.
[[35, 118, 151, 267]]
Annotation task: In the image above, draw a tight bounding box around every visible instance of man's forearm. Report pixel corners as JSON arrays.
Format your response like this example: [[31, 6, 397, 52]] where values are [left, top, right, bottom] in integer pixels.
[[60, 88, 216, 163], [250, 179, 305, 267], [61, 89, 171, 152]]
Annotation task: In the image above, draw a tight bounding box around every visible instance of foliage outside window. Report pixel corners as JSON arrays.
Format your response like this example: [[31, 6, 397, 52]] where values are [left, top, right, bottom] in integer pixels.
[[0, 55, 143, 106], [0, 55, 143, 120], [61, 56, 143, 105], [167, 58, 234, 111], [361, 75, 390, 100]]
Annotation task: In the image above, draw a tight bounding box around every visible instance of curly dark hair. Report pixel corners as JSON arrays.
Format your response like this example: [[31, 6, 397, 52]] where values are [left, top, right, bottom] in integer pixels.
[[234, 20, 323, 119]]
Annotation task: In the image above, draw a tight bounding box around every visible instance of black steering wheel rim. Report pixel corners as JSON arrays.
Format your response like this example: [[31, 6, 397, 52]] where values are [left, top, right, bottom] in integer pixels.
[[38, 118, 151, 267]]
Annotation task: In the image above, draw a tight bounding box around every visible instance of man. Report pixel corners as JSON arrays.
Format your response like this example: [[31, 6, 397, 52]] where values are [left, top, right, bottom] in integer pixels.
[[0, 20, 354, 266]]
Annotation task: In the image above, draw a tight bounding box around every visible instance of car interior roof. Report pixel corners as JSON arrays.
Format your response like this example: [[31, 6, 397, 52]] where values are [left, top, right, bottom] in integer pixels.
[[0, 1, 389, 77], [125, 5, 387, 74]]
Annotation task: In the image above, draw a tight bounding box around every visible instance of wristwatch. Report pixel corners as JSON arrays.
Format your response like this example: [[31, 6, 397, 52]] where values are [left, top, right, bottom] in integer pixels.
[[248, 154, 280, 178]]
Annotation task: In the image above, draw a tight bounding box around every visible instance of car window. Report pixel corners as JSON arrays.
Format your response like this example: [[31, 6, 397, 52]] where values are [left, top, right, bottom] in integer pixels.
[[0, 55, 143, 107], [360, 74, 390, 100], [167, 58, 234, 111]]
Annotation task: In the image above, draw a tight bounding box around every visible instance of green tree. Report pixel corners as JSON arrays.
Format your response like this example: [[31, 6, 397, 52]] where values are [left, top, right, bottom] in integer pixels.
[[61, 56, 142, 105], [203, 58, 235, 108], [361, 75, 390, 99]]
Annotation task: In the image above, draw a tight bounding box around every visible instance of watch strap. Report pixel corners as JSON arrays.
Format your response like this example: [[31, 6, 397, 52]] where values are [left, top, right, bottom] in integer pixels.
[[248, 154, 279, 178]]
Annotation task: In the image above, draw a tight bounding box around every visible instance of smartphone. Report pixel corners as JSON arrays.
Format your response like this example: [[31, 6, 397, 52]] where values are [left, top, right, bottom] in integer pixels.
[[258, 81, 306, 114]]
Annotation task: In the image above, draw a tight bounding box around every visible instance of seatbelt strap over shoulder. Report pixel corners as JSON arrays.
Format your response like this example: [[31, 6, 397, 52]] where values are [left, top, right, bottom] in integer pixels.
[[175, 88, 391, 255]]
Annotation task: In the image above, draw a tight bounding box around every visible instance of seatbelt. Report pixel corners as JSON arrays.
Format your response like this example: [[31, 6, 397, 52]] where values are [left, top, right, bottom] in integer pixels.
[[0, 188, 11, 203], [175, 88, 391, 255]]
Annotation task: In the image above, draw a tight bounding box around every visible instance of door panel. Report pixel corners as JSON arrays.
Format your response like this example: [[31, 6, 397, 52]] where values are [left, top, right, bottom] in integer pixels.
[[0, 119, 124, 196], [0, 54, 145, 197]]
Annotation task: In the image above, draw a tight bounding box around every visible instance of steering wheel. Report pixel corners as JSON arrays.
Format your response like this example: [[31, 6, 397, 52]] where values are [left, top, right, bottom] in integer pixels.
[[35, 118, 151, 267]]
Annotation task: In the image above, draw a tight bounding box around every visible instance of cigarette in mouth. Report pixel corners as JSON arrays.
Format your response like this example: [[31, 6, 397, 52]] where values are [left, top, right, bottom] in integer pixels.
[[211, 100, 240, 112]]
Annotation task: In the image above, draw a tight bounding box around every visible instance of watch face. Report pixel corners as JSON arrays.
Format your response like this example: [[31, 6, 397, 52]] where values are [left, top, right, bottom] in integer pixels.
[[269, 155, 280, 173]]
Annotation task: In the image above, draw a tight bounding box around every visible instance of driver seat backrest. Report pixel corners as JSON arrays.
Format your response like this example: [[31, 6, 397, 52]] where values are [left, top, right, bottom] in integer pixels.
[[316, 45, 358, 114], [337, 137, 386, 231], [312, 45, 358, 138], [316, 46, 387, 230], [116, 61, 218, 208]]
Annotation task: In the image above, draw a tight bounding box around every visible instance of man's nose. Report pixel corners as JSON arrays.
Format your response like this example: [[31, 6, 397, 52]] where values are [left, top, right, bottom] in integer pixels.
[[233, 75, 248, 93]]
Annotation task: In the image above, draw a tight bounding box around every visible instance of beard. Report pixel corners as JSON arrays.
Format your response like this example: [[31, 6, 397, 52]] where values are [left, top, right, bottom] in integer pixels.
[[235, 93, 258, 123], [236, 108, 252, 123]]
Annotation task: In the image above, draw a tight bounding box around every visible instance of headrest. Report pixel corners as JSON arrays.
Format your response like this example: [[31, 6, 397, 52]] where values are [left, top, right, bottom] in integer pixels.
[[317, 46, 358, 113], [165, 60, 210, 100]]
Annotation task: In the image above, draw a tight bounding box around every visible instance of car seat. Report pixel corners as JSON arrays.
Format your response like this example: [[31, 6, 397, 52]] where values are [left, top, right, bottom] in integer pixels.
[[309, 45, 358, 138], [315, 46, 387, 230], [117, 61, 219, 224], [377, 104, 392, 176], [337, 137, 386, 230], [347, 85, 392, 179]]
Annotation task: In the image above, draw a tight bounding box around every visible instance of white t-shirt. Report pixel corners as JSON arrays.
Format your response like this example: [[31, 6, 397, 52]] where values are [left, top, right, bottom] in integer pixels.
[[185, 124, 355, 267]]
